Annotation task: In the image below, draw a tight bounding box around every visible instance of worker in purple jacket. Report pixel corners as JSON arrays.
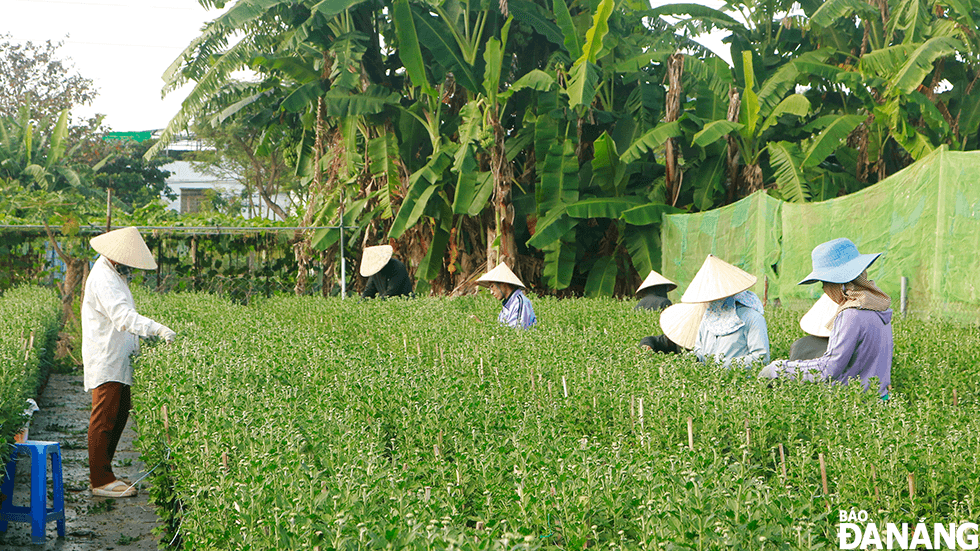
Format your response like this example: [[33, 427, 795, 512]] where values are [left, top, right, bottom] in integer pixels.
[[477, 262, 536, 329], [759, 238, 893, 398]]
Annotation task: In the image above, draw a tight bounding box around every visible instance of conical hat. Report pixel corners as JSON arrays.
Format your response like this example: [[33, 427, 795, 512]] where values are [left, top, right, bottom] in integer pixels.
[[636, 270, 677, 294], [360, 245, 393, 277], [90, 226, 157, 270], [477, 262, 525, 288], [799, 293, 838, 337], [680, 255, 757, 303], [659, 302, 707, 350]]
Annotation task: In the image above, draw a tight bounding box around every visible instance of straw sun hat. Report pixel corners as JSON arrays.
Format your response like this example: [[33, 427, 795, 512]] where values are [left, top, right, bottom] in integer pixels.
[[360, 245, 394, 277], [799, 293, 839, 337], [636, 270, 677, 294], [90, 226, 157, 270], [477, 263, 525, 289], [799, 238, 881, 285], [659, 302, 708, 350], [680, 255, 757, 303]]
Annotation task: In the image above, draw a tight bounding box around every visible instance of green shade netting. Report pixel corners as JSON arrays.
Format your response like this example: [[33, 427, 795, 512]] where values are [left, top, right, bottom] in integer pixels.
[[661, 146, 980, 323], [660, 191, 782, 303], [781, 147, 980, 322]]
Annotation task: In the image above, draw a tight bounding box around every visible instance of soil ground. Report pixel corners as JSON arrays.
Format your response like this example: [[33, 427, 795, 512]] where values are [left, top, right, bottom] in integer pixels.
[[0, 372, 160, 550]]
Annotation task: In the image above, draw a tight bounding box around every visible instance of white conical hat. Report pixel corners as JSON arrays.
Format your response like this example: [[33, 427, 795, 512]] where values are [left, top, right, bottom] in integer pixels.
[[680, 255, 757, 303], [477, 262, 525, 288], [636, 270, 677, 294], [659, 302, 707, 350], [90, 226, 157, 270], [799, 293, 838, 337], [360, 245, 394, 277]]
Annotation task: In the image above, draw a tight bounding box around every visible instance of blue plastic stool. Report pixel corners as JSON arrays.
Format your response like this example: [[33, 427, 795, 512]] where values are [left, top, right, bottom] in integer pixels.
[[0, 441, 66, 544]]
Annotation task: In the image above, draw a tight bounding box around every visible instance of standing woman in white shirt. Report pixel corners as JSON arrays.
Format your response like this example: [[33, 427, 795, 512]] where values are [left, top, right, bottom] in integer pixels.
[[82, 227, 176, 498]]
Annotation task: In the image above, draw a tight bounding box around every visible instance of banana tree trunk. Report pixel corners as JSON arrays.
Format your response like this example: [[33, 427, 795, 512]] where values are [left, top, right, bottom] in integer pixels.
[[487, 112, 516, 270], [725, 85, 742, 204], [295, 96, 326, 295], [665, 53, 684, 206]]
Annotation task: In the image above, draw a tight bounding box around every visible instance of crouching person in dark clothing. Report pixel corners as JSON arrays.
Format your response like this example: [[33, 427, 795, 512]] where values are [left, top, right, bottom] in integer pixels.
[[789, 293, 836, 361], [360, 245, 414, 298], [635, 270, 676, 312], [636, 270, 682, 353]]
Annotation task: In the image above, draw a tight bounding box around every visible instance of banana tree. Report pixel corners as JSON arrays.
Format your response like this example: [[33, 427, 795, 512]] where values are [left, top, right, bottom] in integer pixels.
[[690, 50, 835, 199], [807, 0, 971, 180]]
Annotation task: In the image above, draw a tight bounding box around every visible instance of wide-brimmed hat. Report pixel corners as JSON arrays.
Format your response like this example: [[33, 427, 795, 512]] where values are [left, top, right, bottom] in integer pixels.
[[799, 238, 881, 285], [360, 245, 394, 277], [90, 226, 157, 270], [799, 293, 838, 337], [659, 302, 708, 350], [636, 270, 677, 294], [680, 255, 756, 303], [477, 262, 525, 288]]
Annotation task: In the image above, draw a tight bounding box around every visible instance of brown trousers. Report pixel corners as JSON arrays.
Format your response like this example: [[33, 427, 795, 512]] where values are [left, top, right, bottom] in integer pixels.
[[88, 382, 131, 488]]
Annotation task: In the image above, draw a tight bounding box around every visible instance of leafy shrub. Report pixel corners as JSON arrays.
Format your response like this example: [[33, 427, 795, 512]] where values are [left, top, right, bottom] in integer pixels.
[[0, 286, 60, 463]]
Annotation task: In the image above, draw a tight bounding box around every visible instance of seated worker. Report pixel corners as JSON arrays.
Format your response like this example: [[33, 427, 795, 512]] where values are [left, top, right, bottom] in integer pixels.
[[360, 245, 414, 298], [789, 293, 837, 361], [658, 301, 708, 353], [635, 270, 677, 311], [760, 238, 893, 398], [679, 255, 770, 368], [477, 262, 536, 329], [636, 270, 681, 353]]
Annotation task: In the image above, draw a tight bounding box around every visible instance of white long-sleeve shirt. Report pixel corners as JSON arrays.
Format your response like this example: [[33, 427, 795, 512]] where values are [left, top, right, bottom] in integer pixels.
[[81, 256, 165, 391]]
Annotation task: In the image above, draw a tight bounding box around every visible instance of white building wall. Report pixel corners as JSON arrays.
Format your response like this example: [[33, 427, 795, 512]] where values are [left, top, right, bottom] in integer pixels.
[[160, 161, 294, 220]]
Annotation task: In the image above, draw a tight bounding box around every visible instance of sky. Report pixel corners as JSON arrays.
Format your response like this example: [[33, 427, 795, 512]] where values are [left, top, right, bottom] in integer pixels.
[[2, 0, 230, 132], [1, 0, 730, 133]]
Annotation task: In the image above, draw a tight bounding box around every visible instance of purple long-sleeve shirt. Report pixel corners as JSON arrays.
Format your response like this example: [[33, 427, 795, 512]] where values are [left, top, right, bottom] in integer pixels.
[[499, 288, 536, 329], [771, 308, 893, 396]]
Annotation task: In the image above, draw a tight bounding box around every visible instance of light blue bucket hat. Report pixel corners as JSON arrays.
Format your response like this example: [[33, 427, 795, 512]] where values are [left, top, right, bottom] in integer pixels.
[[798, 238, 882, 285]]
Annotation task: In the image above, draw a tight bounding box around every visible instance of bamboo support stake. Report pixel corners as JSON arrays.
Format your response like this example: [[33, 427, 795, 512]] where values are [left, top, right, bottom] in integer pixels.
[[433, 444, 440, 458], [424, 486, 431, 502], [639, 398, 645, 433], [416, 341, 421, 356], [162, 404, 171, 444], [687, 417, 694, 451], [106, 188, 112, 232], [562, 376, 568, 398], [871, 465, 880, 502], [819, 453, 829, 495], [778, 444, 787, 480], [900, 276, 908, 316], [23, 331, 35, 362], [908, 473, 915, 499], [221, 451, 228, 473], [744, 419, 750, 448], [953, 389, 958, 407], [478, 358, 484, 383]]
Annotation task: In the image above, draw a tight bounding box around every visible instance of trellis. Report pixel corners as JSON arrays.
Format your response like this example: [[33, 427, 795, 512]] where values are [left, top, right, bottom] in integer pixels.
[[0, 225, 353, 301]]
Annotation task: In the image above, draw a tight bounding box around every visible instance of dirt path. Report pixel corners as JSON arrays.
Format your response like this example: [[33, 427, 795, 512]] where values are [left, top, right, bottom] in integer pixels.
[[0, 372, 160, 550]]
